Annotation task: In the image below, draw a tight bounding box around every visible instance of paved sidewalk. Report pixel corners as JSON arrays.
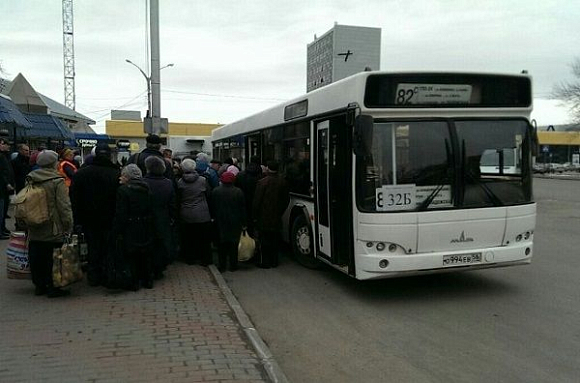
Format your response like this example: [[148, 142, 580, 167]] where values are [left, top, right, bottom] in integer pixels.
[[0, 236, 284, 383]]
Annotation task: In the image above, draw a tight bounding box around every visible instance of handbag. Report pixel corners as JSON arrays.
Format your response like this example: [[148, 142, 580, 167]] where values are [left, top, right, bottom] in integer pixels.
[[52, 235, 83, 287], [6, 231, 31, 279], [238, 229, 256, 262]]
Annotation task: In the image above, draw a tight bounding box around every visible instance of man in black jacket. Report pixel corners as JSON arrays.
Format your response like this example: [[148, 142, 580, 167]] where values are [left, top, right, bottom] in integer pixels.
[[11, 144, 31, 193], [70, 143, 120, 286], [252, 160, 290, 268], [127, 134, 173, 180], [0, 139, 11, 239]]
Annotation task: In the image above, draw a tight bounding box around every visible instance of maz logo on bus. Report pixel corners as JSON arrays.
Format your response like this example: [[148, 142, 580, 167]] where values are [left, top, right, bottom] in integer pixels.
[[450, 231, 474, 243]]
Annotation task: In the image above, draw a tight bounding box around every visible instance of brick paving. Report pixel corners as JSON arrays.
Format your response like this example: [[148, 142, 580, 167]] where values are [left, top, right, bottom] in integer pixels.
[[0, 237, 270, 383]]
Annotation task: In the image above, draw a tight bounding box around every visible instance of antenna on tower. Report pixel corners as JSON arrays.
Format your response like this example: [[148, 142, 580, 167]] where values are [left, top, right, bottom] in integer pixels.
[[62, 0, 76, 110]]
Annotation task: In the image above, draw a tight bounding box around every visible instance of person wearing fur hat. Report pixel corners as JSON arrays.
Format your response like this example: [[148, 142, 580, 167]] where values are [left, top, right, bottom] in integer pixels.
[[143, 155, 176, 277], [210, 171, 246, 272], [113, 164, 155, 290], [57, 148, 77, 188], [26, 150, 74, 297], [70, 143, 120, 287]]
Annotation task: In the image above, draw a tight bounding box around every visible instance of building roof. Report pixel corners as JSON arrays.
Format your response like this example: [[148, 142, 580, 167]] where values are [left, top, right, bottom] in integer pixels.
[[0, 94, 32, 129], [0, 75, 95, 125], [23, 112, 74, 140], [39, 93, 96, 125]]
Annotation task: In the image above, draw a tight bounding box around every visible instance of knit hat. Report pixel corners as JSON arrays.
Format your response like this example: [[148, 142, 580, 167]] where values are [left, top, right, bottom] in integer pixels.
[[220, 171, 236, 184], [226, 165, 239, 176], [121, 164, 142, 180], [181, 158, 197, 173], [36, 150, 59, 168]]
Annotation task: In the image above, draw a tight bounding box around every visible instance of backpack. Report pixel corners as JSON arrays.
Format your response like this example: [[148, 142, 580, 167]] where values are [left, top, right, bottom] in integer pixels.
[[13, 178, 59, 226]]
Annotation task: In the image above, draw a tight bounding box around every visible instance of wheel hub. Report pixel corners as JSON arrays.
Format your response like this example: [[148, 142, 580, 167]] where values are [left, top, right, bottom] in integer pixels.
[[296, 227, 311, 255]]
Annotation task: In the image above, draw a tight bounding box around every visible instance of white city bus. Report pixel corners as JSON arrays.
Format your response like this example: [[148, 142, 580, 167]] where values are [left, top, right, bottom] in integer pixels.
[[212, 71, 536, 280]]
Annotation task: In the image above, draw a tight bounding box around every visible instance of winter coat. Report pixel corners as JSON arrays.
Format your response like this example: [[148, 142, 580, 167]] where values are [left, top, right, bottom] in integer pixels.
[[70, 156, 120, 230], [113, 179, 154, 250], [252, 172, 290, 231], [26, 168, 73, 242], [0, 153, 10, 198], [211, 184, 246, 243], [11, 153, 31, 193], [235, 163, 263, 221], [195, 161, 219, 189], [144, 174, 176, 257], [128, 148, 174, 180], [177, 172, 211, 224]]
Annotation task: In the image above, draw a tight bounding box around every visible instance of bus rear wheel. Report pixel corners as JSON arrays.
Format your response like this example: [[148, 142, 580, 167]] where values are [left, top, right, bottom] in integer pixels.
[[291, 215, 320, 269]]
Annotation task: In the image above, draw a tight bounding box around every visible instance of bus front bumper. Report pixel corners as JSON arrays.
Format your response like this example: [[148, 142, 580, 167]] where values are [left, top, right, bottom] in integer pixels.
[[354, 242, 533, 280]]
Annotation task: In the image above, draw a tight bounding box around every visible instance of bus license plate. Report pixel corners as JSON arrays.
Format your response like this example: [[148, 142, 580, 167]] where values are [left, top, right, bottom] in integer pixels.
[[443, 253, 482, 266]]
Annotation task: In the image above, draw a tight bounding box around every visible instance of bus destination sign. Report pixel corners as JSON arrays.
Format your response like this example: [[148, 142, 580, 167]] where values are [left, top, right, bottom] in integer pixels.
[[395, 83, 472, 105]]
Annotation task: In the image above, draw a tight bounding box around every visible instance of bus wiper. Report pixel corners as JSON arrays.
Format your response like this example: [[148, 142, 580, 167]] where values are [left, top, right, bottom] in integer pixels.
[[418, 139, 453, 211], [417, 182, 447, 211], [464, 169, 504, 206], [461, 140, 503, 207]]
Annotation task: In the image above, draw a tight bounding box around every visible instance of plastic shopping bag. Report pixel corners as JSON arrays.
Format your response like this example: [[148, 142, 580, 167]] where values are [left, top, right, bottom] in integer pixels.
[[238, 229, 256, 262], [6, 232, 31, 279], [53, 236, 83, 287]]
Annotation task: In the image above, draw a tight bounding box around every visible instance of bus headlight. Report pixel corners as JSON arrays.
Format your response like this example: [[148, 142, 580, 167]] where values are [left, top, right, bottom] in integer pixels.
[[516, 234, 522, 242], [379, 259, 389, 268], [376, 242, 386, 251], [524, 231, 530, 240]]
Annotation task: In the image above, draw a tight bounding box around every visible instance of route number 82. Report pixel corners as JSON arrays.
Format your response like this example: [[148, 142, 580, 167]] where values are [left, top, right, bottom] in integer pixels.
[[396, 88, 415, 104]]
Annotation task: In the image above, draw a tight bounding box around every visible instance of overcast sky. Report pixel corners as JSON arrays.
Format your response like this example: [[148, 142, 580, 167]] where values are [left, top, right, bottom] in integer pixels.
[[1, 0, 578, 133]]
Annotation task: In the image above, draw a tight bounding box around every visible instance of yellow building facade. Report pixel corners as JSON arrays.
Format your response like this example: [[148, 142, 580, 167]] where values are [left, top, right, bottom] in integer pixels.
[[537, 131, 580, 163], [106, 120, 220, 139], [105, 119, 222, 155]]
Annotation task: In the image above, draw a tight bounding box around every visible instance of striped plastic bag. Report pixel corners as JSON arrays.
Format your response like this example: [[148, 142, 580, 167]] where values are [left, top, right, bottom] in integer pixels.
[[6, 231, 31, 279]]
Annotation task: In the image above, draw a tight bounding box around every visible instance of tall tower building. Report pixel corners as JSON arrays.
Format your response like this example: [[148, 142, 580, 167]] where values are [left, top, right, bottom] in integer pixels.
[[307, 24, 381, 92]]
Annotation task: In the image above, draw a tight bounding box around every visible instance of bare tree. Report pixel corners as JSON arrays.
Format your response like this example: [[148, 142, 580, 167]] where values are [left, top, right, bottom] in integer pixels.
[[552, 57, 580, 124]]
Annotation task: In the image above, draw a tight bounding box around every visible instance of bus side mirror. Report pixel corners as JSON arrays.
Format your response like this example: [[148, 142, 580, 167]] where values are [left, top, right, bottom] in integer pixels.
[[353, 115, 373, 156]]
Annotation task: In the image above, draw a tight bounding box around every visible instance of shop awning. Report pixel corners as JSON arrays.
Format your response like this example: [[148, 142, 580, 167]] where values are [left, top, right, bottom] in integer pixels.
[[23, 113, 75, 140]]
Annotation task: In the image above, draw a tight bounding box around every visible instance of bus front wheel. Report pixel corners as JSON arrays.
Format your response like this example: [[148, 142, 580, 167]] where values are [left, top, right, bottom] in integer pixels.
[[291, 215, 320, 269]]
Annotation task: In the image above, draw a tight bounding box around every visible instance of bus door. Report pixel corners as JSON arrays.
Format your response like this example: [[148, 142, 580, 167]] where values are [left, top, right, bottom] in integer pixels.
[[245, 134, 261, 168], [315, 117, 352, 267]]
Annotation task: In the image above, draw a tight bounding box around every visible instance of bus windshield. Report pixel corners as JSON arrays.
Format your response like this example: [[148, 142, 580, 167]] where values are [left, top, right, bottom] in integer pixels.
[[356, 119, 532, 212]]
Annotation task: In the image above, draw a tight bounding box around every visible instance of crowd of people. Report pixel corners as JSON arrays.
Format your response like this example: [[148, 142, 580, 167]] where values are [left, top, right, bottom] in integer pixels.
[[2, 134, 290, 298]]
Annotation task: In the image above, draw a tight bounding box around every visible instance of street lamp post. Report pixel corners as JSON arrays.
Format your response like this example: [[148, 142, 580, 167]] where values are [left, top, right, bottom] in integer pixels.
[[125, 59, 174, 119]]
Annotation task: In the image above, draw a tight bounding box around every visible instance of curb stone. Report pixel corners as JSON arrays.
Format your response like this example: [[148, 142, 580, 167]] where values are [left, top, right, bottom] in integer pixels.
[[209, 265, 290, 383]]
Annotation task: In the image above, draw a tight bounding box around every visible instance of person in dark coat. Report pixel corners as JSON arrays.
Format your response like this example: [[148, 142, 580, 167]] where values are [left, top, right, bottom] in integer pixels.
[[143, 155, 176, 278], [235, 156, 263, 237], [211, 171, 246, 272], [0, 139, 12, 239], [113, 164, 155, 290], [70, 143, 120, 286], [11, 143, 31, 193], [0, 138, 14, 235], [252, 160, 290, 268], [127, 134, 174, 180], [177, 159, 212, 266]]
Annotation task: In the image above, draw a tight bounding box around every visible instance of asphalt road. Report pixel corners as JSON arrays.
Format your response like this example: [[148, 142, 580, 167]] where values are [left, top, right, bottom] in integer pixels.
[[224, 177, 580, 383]]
